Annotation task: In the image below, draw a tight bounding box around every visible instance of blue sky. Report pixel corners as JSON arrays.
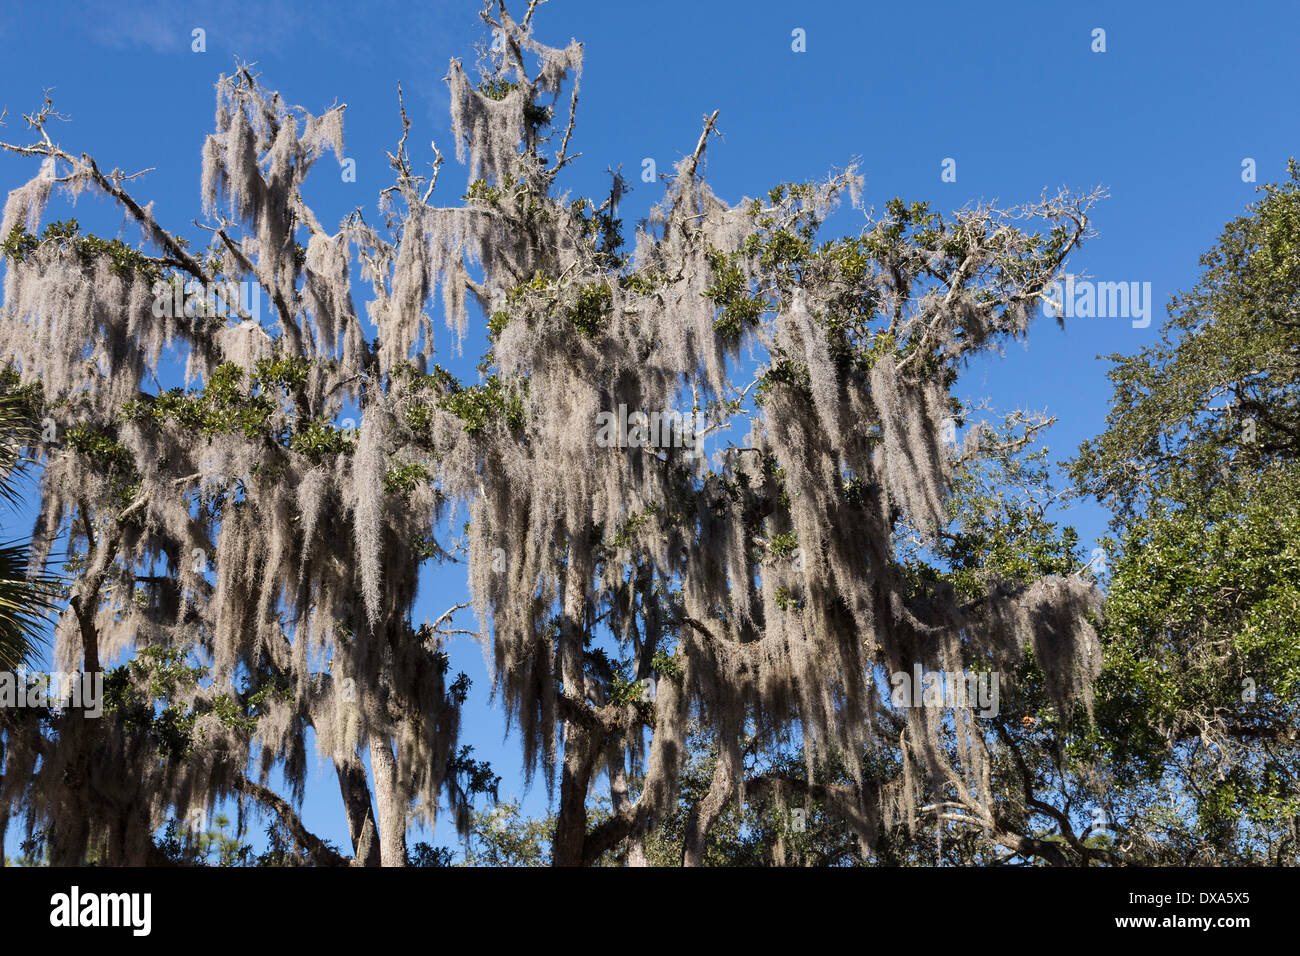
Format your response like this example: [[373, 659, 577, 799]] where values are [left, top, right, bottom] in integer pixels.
[[3, 0, 1298, 860]]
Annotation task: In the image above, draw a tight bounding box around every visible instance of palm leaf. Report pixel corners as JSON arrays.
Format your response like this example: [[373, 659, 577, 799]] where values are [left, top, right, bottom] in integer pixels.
[[0, 538, 60, 670], [0, 389, 38, 508], [0, 386, 58, 669]]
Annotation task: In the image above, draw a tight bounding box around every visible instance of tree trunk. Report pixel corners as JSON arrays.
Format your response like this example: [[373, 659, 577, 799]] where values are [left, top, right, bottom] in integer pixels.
[[552, 545, 597, 866], [626, 838, 648, 867], [368, 736, 407, 866], [682, 745, 737, 867], [335, 756, 381, 866], [606, 737, 648, 866]]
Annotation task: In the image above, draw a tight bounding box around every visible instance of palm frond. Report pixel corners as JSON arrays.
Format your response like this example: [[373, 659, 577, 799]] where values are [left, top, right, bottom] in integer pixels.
[[0, 538, 60, 670], [0, 389, 39, 508]]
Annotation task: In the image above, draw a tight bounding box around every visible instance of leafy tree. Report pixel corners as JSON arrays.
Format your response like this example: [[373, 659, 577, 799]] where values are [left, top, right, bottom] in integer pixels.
[[1069, 162, 1300, 864], [458, 800, 554, 867]]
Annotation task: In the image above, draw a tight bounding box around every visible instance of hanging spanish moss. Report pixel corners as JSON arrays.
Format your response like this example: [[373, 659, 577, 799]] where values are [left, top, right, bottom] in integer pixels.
[[0, 1, 1105, 866]]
